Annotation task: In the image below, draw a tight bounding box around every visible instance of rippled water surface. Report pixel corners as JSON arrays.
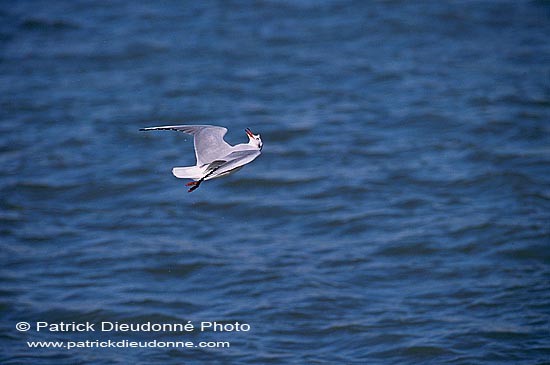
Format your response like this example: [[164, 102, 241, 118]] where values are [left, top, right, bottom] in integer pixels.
[[1, 1, 549, 364]]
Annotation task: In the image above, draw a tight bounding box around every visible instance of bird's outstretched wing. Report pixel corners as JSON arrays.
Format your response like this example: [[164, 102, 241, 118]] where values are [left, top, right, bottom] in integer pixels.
[[140, 125, 233, 165], [223, 150, 262, 166], [209, 150, 261, 177]]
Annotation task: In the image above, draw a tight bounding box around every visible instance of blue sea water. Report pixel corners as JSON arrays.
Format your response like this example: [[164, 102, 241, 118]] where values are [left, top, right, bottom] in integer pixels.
[[1, 1, 549, 364]]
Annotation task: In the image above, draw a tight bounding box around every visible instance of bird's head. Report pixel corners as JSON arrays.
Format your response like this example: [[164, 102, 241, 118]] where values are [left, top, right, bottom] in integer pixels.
[[245, 128, 263, 150]]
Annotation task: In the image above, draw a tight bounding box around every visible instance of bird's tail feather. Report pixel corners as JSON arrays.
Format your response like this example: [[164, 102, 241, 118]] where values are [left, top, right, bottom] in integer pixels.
[[172, 166, 203, 180]]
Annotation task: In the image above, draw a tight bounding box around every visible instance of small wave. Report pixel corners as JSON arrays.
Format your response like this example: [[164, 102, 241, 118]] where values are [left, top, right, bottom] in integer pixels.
[[400, 345, 459, 356], [143, 262, 216, 278], [119, 298, 200, 313], [20, 18, 80, 31], [228, 175, 321, 188], [116, 313, 190, 324], [445, 170, 536, 189], [375, 242, 440, 257]]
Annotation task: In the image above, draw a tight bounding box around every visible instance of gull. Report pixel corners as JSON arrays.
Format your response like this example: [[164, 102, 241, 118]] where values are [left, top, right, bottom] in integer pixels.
[[140, 125, 263, 192]]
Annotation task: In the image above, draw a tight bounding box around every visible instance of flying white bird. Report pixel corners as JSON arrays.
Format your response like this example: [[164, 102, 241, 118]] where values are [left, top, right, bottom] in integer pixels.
[[140, 125, 263, 192]]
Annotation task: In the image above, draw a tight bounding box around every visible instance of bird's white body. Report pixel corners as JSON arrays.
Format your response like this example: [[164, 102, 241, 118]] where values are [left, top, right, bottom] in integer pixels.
[[140, 124, 262, 191], [172, 164, 244, 180]]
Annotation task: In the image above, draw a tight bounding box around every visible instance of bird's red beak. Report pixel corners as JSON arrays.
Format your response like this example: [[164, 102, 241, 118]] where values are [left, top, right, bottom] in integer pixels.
[[245, 128, 254, 138]]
